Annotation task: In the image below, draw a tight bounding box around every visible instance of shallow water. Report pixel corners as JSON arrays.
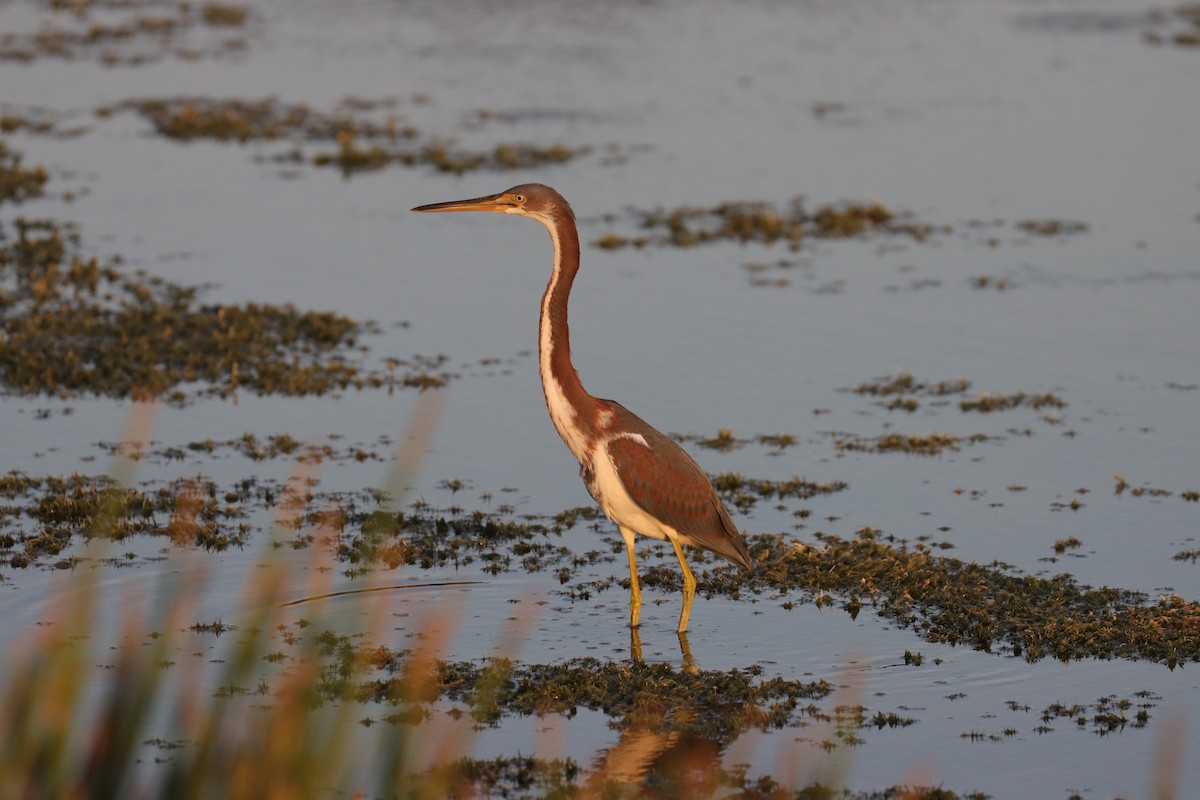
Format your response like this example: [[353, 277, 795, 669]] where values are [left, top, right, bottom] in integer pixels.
[[2, 0, 1199, 797]]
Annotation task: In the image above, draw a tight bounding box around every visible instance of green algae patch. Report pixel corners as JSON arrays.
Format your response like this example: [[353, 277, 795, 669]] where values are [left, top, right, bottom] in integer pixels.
[[593, 197, 939, 251], [0, 141, 48, 205], [0, 218, 445, 403], [743, 528, 1200, 668]]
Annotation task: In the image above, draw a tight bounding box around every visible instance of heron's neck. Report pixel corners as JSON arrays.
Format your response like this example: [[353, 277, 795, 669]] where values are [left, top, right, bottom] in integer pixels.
[[537, 212, 596, 460]]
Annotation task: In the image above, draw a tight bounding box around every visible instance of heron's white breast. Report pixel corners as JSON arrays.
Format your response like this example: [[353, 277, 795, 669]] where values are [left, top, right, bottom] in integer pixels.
[[587, 436, 673, 543]]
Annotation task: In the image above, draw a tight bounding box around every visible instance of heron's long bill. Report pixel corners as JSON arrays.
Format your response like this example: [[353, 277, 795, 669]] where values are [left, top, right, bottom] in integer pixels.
[[411, 193, 513, 213]]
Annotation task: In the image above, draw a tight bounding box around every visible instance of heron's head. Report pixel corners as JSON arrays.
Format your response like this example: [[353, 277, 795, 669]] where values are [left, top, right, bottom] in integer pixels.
[[412, 183, 573, 225]]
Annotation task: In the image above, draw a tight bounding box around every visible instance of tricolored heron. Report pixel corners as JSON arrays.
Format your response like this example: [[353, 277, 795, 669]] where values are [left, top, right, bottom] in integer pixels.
[[413, 184, 752, 633]]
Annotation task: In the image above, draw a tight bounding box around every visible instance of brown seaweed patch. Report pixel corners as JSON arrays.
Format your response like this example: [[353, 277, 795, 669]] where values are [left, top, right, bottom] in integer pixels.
[[120, 96, 378, 143], [1114, 473, 1198, 502], [1144, 3, 1200, 47], [960, 391, 1066, 413], [96, 432, 394, 465], [848, 371, 971, 400], [200, 3, 249, 27], [832, 431, 988, 456], [1035, 692, 1159, 736], [0, 2, 256, 65], [0, 471, 254, 566], [711, 472, 848, 514], [845, 372, 1066, 419], [1014, 218, 1089, 237], [740, 528, 1200, 666], [969, 275, 1016, 291], [676, 428, 799, 454], [0, 141, 49, 205], [0, 218, 448, 404], [593, 197, 940, 251], [115, 96, 590, 176]]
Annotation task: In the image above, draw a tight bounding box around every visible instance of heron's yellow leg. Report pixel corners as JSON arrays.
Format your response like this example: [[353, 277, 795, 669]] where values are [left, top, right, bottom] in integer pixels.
[[670, 538, 697, 633], [630, 626, 644, 663], [677, 631, 698, 674], [620, 526, 642, 629]]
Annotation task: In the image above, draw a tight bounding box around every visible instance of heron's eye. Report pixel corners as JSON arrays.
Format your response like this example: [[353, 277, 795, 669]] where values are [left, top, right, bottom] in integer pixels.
[[514, 194, 525, 203]]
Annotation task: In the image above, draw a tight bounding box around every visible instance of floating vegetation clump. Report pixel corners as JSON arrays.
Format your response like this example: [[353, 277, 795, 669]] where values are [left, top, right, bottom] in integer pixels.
[[118, 96, 418, 144], [959, 391, 1066, 413], [845, 372, 1067, 419], [849, 372, 971, 398], [743, 528, 1200, 667], [832, 431, 988, 456], [677, 428, 799, 453], [1144, 2, 1200, 47], [1014, 218, 1089, 237], [0, 1, 255, 65], [97, 432, 392, 464], [0, 470, 578, 574], [711, 472, 848, 514], [0, 471, 254, 567], [114, 96, 591, 176], [593, 197, 940, 251], [200, 3, 250, 27], [1113, 473, 1199, 503], [0, 218, 448, 403], [0, 141, 48, 205], [968, 274, 1015, 291], [1034, 691, 1159, 735]]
